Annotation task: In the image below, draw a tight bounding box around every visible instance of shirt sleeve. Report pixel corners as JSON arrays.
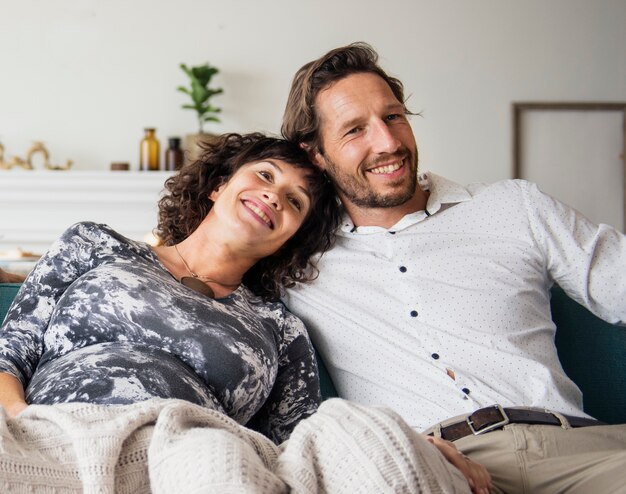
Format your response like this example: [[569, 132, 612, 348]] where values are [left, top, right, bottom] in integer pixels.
[[0, 222, 100, 385], [247, 309, 322, 444], [522, 181, 626, 324]]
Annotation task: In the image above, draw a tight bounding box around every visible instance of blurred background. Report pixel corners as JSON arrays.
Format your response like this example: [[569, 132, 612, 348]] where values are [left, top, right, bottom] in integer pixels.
[[0, 0, 623, 185]]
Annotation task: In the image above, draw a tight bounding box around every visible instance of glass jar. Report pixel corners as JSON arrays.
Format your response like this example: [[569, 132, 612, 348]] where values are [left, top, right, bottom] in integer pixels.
[[165, 137, 184, 171], [139, 128, 160, 171]]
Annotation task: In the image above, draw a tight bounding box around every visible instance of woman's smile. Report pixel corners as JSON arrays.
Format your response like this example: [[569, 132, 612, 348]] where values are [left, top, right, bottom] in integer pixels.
[[242, 199, 275, 229]]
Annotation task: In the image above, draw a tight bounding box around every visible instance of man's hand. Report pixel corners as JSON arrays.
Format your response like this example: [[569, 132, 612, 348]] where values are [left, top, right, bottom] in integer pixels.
[[426, 436, 493, 494]]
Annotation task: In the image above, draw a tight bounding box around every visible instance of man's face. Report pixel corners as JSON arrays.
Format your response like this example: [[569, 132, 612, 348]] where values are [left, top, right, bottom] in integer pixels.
[[313, 72, 419, 211]]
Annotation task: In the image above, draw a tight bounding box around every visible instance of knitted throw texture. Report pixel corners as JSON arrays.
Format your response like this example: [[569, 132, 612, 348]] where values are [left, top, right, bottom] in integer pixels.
[[0, 398, 470, 493]]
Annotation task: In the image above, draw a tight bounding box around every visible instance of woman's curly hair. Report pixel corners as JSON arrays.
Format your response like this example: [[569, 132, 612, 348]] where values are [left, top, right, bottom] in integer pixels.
[[157, 132, 341, 301]]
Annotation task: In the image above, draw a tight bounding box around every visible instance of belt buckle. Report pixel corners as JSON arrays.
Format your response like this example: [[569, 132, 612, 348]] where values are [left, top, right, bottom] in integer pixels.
[[466, 405, 510, 435]]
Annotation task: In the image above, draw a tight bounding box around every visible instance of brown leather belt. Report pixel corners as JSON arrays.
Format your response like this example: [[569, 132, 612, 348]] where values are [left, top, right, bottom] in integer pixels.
[[427, 405, 603, 442]]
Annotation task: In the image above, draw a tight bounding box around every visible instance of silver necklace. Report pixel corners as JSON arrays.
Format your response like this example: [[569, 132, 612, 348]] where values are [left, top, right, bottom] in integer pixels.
[[173, 243, 240, 298]]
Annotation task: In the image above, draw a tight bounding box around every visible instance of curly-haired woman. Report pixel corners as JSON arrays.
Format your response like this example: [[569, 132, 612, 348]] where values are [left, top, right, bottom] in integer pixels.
[[0, 132, 486, 493], [0, 133, 340, 444]]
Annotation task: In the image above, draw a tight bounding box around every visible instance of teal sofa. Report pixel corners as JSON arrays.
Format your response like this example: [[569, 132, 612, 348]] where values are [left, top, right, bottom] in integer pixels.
[[1, 283, 625, 424]]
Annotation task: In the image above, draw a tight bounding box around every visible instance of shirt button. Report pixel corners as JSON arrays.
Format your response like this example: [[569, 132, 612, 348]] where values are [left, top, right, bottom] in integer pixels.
[[399, 266, 407, 273], [410, 310, 418, 317], [462, 387, 471, 395], [389, 231, 396, 235], [431, 353, 440, 360]]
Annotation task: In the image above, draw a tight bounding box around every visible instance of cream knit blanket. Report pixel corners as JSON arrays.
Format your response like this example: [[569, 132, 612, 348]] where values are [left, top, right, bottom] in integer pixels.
[[0, 398, 469, 493]]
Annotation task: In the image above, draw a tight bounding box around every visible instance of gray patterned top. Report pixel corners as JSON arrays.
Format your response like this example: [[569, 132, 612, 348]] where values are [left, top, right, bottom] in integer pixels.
[[0, 222, 321, 443]]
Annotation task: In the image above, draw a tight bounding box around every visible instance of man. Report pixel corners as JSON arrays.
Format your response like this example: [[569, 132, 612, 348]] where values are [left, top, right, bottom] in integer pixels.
[[281, 42, 626, 493]]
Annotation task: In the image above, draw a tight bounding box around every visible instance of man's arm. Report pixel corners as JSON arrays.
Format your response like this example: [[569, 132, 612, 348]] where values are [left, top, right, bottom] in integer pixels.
[[524, 181, 626, 324]]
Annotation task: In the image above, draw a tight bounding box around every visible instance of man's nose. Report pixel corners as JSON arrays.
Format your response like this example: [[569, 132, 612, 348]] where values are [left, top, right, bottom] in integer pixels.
[[370, 119, 401, 154]]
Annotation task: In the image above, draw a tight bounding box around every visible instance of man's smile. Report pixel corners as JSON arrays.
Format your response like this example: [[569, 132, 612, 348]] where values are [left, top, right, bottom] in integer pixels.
[[368, 159, 404, 175]]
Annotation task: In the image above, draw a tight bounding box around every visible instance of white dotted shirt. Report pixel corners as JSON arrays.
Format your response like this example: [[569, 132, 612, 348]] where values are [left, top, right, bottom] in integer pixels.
[[283, 173, 626, 432]]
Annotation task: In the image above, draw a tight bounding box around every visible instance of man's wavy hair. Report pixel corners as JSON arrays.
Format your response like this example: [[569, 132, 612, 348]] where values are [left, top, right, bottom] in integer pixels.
[[157, 132, 340, 301], [281, 41, 413, 152]]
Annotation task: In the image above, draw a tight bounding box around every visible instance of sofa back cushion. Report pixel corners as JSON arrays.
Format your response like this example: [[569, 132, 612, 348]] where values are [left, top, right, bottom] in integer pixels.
[[551, 286, 626, 424], [1, 283, 624, 424]]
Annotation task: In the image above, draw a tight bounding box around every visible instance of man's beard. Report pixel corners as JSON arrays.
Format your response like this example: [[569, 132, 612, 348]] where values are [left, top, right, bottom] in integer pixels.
[[323, 151, 418, 209]]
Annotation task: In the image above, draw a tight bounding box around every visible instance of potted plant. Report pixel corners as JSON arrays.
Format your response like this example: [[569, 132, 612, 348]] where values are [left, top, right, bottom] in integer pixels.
[[177, 62, 224, 163]]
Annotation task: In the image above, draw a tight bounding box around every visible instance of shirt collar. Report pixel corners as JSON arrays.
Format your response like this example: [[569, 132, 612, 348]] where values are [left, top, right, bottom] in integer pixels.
[[338, 172, 472, 235]]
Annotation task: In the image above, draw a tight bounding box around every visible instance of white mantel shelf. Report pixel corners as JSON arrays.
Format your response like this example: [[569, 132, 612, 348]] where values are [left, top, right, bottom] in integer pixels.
[[0, 170, 173, 255]]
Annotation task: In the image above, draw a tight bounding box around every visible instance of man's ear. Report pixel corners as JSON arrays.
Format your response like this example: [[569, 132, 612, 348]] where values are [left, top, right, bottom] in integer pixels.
[[300, 143, 326, 171]]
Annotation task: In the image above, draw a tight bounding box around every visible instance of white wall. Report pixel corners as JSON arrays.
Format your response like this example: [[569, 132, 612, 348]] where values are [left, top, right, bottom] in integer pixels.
[[1, 0, 624, 185]]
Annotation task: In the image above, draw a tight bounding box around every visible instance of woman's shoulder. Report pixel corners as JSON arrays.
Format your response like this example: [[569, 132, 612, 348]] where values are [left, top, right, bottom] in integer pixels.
[[242, 291, 308, 336], [54, 222, 153, 263], [60, 222, 143, 250], [242, 290, 291, 318], [60, 221, 118, 240]]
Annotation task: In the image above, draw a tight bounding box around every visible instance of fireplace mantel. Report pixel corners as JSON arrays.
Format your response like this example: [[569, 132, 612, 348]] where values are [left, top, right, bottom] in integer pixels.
[[0, 171, 172, 256]]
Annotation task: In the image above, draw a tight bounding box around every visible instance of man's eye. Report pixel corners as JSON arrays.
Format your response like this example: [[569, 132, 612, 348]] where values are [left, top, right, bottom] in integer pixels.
[[344, 127, 361, 137], [386, 114, 401, 121]]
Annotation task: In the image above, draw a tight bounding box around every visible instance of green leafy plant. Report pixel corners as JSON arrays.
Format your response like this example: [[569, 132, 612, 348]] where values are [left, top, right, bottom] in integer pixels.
[[177, 63, 224, 134]]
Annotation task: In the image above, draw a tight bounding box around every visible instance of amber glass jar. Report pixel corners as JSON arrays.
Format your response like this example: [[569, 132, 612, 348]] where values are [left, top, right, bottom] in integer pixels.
[[139, 128, 160, 171]]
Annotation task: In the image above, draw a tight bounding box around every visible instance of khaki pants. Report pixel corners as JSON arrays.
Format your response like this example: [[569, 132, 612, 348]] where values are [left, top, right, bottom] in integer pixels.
[[455, 423, 626, 494]]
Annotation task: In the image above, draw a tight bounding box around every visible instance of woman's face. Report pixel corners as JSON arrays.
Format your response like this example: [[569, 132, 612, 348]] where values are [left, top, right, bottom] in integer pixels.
[[209, 159, 314, 258]]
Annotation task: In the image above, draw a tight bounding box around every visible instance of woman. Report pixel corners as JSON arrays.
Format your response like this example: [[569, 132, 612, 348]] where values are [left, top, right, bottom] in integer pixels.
[[0, 132, 340, 444], [0, 133, 490, 492]]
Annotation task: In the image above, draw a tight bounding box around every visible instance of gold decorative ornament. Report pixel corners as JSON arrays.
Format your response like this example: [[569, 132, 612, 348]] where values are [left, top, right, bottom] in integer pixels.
[[0, 141, 73, 170], [0, 142, 32, 170], [27, 141, 73, 170]]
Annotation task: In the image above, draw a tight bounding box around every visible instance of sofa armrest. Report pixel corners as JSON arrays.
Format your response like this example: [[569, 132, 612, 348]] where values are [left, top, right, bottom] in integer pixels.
[[0, 283, 21, 325]]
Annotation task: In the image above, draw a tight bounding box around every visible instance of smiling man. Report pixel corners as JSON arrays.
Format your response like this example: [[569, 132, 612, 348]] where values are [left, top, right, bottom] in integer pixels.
[[281, 42, 626, 493], [310, 72, 422, 223]]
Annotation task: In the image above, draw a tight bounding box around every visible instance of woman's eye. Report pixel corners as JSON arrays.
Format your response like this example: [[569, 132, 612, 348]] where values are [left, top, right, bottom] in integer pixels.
[[289, 197, 302, 211], [258, 170, 273, 182]]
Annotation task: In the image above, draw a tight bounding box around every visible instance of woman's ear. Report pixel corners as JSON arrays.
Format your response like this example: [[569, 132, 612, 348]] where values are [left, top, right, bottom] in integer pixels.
[[209, 185, 223, 202], [209, 178, 228, 201]]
